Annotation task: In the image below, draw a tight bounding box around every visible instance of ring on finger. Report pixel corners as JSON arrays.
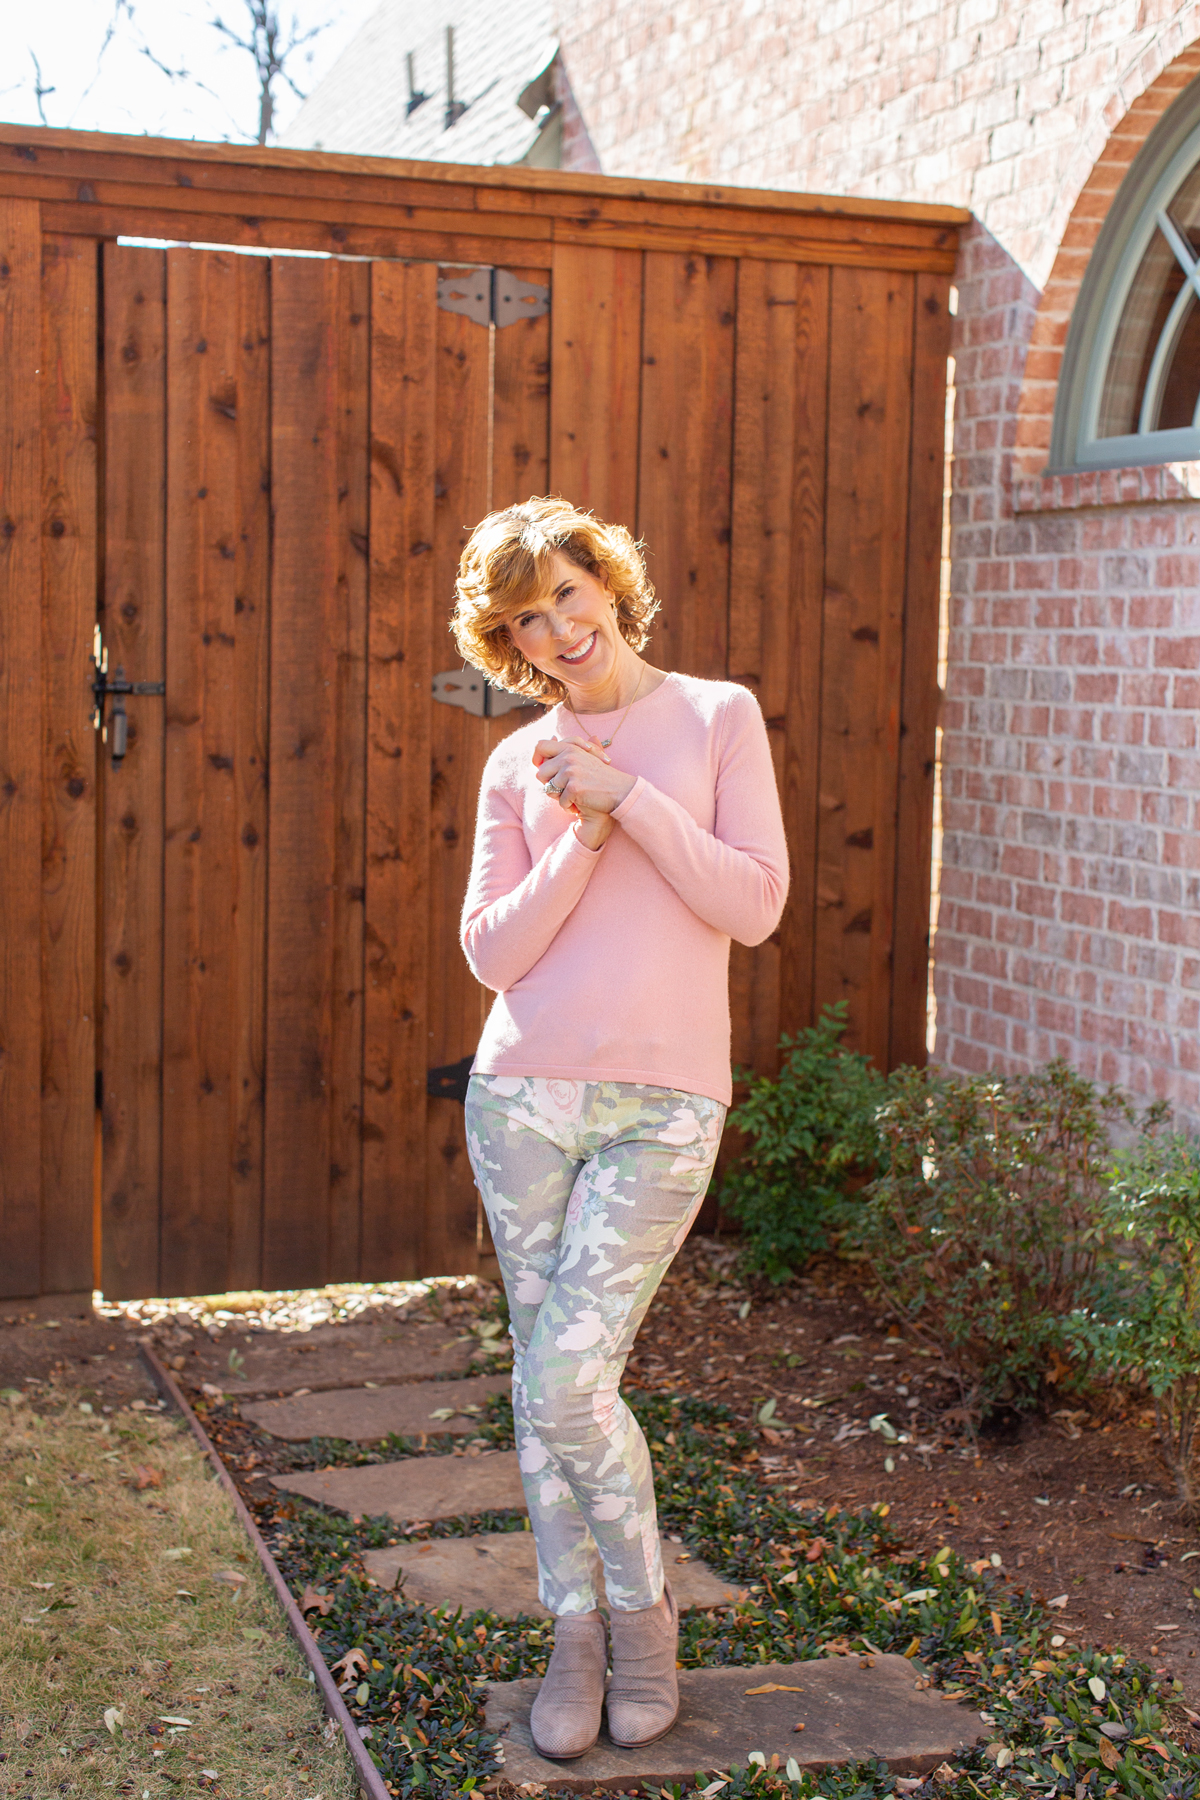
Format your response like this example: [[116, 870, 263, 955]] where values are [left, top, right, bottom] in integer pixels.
[[545, 779, 562, 796]]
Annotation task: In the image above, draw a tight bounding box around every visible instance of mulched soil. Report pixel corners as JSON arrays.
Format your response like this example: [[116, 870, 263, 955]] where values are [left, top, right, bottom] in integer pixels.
[[6, 1242, 1198, 1702]]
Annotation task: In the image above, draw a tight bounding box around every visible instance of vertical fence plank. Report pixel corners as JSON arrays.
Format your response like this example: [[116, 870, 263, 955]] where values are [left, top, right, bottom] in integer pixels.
[[161, 248, 242, 1297], [493, 266, 550, 510], [362, 259, 437, 1278], [549, 245, 641, 525], [424, 288, 491, 1276], [891, 272, 951, 1069], [263, 256, 340, 1289], [101, 244, 166, 1302], [40, 234, 98, 1297], [779, 264, 831, 1046], [637, 252, 736, 680], [0, 199, 43, 1298], [817, 267, 914, 1064], [727, 259, 798, 1082], [329, 259, 370, 1280], [229, 253, 271, 1289]]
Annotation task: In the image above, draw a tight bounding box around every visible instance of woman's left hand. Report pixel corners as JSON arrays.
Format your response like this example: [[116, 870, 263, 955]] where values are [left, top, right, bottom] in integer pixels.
[[533, 736, 637, 825]]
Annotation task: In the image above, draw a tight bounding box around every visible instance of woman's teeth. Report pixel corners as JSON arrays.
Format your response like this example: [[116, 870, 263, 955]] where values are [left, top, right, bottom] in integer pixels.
[[560, 632, 597, 664]]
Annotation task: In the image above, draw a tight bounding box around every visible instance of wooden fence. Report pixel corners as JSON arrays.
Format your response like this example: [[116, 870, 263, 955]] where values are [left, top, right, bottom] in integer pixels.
[[0, 126, 963, 1303]]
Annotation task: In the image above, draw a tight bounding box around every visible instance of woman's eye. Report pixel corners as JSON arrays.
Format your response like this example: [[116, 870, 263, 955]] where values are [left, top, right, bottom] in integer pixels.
[[517, 614, 537, 628]]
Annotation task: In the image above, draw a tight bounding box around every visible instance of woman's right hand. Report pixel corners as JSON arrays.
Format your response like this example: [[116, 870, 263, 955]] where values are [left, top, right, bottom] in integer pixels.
[[533, 736, 633, 849]]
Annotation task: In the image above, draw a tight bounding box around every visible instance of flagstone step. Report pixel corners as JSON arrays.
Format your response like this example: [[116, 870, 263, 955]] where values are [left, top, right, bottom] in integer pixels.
[[242, 1372, 512, 1442], [361, 1530, 740, 1618], [195, 1320, 478, 1396], [272, 1447, 527, 1523], [486, 1655, 985, 1792]]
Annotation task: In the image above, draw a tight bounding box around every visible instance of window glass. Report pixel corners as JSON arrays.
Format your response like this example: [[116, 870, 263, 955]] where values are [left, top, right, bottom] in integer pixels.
[[1097, 163, 1200, 437]]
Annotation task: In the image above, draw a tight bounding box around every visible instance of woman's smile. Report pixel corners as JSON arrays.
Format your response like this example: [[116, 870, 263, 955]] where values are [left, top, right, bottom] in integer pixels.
[[559, 631, 598, 666]]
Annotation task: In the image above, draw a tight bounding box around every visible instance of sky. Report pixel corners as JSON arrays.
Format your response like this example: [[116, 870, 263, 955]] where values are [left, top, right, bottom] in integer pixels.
[[0, 0, 381, 145]]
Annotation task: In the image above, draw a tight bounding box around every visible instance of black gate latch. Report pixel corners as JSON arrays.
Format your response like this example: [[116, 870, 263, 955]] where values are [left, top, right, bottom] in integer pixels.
[[91, 626, 165, 765], [427, 1055, 475, 1103]]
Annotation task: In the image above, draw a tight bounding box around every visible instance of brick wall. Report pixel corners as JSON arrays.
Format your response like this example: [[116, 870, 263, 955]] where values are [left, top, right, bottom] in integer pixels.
[[556, 0, 1200, 1120]]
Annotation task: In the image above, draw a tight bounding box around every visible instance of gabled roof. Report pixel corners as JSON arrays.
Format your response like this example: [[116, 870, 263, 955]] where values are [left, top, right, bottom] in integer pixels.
[[281, 0, 556, 167]]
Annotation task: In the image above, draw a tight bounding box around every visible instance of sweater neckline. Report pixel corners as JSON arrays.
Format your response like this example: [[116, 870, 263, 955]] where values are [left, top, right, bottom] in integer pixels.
[[555, 669, 678, 726]]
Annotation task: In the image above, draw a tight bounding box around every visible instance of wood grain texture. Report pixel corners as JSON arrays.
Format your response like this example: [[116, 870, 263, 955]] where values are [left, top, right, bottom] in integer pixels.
[[229, 253, 271, 1287], [779, 265, 831, 1046], [638, 252, 736, 681], [39, 233, 98, 1295], [361, 259, 437, 1279], [100, 244, 166, 1302], [817, 267, 914, 1065], [263, 256, 340, 1289], [424, 283, 491, 1276], [548, 245, 642, 523], [0, 198, 43, 1297], [493, 265, 550, 510], [890, 272, 952, 1070], [329, 260, 370, 1281], [726, 259, 801, 1081], [161, 247, 242, 1297], [0, 121, 969, 231]]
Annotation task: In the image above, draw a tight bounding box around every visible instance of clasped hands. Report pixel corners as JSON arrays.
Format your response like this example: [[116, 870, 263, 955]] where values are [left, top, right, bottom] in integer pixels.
[[533, 736, 637, 850]]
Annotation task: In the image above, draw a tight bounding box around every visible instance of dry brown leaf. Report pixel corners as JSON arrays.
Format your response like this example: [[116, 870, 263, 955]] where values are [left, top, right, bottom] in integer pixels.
[[1098, 1735, 1122, 1771], [299, 1586, 333, 1617], [330, 1646, 369, 1689], [805, 1538, 830, 1562], [133, 1465, 163, 1491], [744, 1683, 804, 1695]]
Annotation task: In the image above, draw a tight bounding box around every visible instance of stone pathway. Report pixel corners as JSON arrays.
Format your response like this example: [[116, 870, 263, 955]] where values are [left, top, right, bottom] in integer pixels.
[[242, 1372, 512, 1442], [196, 1320, 477, 1396], [361, 1530, 740, 1617], [486, 1655, 986, 1791], [272, 1447, 527, 1522], [205, 1303, 986, 1789]]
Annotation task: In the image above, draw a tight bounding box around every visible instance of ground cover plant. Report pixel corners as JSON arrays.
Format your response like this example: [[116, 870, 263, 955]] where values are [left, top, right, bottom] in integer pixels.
[[0, 1385, 356, 1799], [257, 1390, 1200, 1800], [720, 1004, 888, 1282], [846, 1061, 1134, 1426]]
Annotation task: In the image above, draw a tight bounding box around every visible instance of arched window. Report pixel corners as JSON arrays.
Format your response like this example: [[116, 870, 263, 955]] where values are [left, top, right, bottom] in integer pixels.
[[1051, 78, 1200, 470]]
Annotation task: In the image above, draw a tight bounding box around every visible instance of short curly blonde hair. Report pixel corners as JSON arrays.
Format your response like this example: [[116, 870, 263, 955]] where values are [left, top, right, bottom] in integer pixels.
[[451, 497, 658, 702]]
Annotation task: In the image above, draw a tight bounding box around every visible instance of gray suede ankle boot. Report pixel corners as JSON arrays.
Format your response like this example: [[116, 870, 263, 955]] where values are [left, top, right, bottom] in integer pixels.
[[605, 1582, 680, 1748], [529, 1609, 608, 1760]]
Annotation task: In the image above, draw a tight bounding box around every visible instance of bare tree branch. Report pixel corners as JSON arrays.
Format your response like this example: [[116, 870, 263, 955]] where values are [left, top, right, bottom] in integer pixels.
[[211, 2, 329, 145], [29, 51, 55, 127], [68, 0, 135, 125]]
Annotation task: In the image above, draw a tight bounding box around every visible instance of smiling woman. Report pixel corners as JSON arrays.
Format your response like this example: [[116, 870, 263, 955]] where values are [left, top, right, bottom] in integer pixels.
[[449, 496, 789, 1762]]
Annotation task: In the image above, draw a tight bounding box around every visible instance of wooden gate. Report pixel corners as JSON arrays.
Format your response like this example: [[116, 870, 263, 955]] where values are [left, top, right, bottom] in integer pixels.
[[0, 127, 963, 1304]]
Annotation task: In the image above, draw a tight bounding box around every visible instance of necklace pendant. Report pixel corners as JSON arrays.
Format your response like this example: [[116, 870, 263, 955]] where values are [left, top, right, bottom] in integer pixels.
[[597, 736, 612, 748]]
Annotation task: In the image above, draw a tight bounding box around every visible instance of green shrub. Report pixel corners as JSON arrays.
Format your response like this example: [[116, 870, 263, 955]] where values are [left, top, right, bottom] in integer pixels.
[[719, 1003, 888, 1282], [1068, 1128, 1200, 1515], [845, 1059, 1132, 1425]]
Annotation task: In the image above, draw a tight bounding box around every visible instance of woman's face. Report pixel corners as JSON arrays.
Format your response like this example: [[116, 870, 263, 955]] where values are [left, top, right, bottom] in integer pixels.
[[503, 552, 627, 694]]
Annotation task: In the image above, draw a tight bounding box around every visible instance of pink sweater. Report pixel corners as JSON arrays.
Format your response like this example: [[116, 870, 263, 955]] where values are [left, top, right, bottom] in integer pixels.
[[460, 673, 789, 1106]]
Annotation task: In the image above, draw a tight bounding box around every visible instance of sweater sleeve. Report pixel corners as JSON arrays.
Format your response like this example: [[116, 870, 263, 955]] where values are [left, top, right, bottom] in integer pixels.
[[460, 773, 603, 992], [609, 685, 789, 945]]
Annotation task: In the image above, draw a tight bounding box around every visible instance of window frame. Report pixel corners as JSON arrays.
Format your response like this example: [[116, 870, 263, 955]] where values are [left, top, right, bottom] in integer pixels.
[[1050, 82, 1200, 472]]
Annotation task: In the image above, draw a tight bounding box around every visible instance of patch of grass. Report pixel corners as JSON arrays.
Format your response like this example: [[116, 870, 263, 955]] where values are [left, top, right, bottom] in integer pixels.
[[0, 1389, 356, 1800], [261, 1389, 1200, 1800]]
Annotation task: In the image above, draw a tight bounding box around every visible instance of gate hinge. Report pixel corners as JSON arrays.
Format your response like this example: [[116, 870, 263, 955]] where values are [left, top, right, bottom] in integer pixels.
[[432, 669, 538, 718], [437, 267, 549, 328]]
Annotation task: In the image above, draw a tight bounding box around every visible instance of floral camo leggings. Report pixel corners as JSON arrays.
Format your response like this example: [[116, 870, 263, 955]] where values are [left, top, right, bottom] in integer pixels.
[[464, 1074, 725, 1617]]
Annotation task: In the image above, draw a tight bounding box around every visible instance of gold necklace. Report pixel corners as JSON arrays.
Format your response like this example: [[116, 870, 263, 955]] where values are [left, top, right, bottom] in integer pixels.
[[562, 663, 646, 749]]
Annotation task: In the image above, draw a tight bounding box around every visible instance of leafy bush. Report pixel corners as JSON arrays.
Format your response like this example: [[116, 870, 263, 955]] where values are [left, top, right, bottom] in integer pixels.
[[719, 1003, 887, 1281], [844, 1059, 1132, 1424], [1068, 1129, 1200, 1515]]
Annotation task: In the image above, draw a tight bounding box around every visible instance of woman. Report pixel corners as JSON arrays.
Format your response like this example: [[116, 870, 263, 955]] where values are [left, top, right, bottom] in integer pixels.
[[453, 498, 788, 1761]]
